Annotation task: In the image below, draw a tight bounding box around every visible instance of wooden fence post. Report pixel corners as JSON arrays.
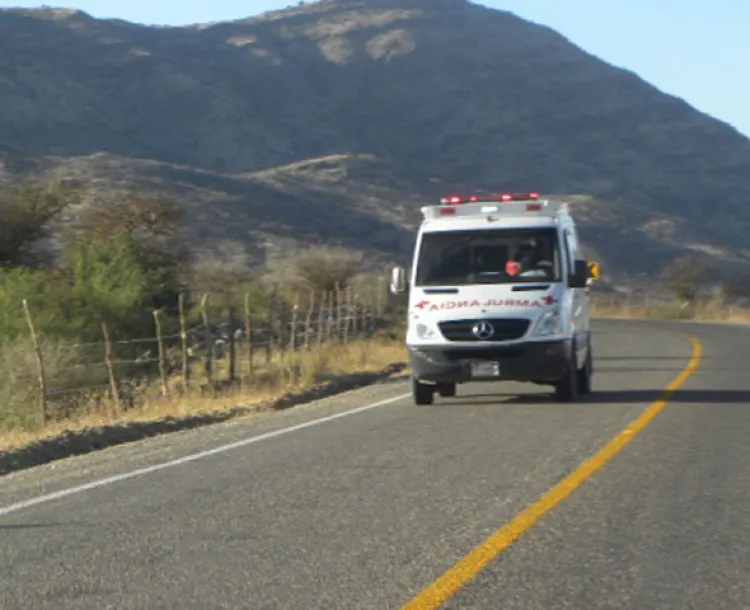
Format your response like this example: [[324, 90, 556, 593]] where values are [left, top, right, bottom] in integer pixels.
[[153, 309, 169, 397], [22, 299, 48, 424], [178, 292, 190, 391], [325, 291, 334, 343], [351, 290, 359, 339], [303, 291, 315, 351], [364, 294, 372, 334], [200, 293, 213, 389], [335, 283, 343, 342], [375, 274, 384, 319], [316, 292, 326, 348], [244, 292, 254, 382], [343, 286, 351, 344], [228, 305, 237, 383], [266, 287, 277, 364], [289, 293, 300, 351], [101, 322, 122, 412]]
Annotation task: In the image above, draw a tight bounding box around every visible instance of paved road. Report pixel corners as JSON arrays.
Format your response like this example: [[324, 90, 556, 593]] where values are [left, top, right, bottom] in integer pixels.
[[1, 319, 749, 609]]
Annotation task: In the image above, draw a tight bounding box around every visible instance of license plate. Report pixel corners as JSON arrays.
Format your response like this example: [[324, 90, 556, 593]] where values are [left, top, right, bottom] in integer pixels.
[[470, 361, 500, 378]]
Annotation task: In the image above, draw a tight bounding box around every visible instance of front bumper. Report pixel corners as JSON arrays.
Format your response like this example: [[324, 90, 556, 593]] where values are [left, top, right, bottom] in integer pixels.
[[408, 339, 573, 384]]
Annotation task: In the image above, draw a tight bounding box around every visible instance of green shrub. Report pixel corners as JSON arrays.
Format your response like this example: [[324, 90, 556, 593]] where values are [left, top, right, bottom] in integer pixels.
[[64, 229, 155, 341], [0, 267, 72, 341], [0, 336, 108, 429]]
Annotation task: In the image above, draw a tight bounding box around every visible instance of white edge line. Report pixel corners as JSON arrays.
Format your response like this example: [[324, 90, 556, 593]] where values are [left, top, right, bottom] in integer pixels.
[[0, 392, 411, 518]]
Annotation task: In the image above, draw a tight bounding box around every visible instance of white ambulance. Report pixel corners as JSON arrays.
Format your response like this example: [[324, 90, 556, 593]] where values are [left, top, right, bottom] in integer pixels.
[[390, 192, 596, 405]]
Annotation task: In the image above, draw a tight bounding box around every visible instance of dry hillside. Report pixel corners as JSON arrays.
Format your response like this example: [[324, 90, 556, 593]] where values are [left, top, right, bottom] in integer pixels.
[[1, 0, 749, 287]]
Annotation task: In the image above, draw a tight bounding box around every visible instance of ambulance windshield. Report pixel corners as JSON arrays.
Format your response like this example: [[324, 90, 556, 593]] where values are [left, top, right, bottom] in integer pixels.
[[414, 228, 562, 286]]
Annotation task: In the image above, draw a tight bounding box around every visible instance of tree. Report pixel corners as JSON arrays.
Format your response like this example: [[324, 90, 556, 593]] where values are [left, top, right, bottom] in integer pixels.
[[190, 254, 256, 295], [722, 269, 750, 301], [64, 230, 152, 341], [660, 254, 716, 304], [287, 245, 364, 294], [0, 181, 77, 267], [82, 194, 182, 238], [79, 194, 191, 312], [0, 266, 71, 341]]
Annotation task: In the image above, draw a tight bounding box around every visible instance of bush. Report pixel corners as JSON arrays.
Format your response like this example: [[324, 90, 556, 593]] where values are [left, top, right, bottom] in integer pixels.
[[660, 254, 716, 304], [0, 336, 107, 429], [0, 267, 72, 341], [64, 229, 156, 341], [0, 181, 76, 267], [80, 193, 190, 313], [287, 245, 364, 294], [722, 269, 750, 301]]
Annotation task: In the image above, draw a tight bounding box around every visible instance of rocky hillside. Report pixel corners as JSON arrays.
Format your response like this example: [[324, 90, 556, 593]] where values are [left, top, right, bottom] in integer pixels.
[[1, 0, 749, 288], [0, 146, 430, 271]]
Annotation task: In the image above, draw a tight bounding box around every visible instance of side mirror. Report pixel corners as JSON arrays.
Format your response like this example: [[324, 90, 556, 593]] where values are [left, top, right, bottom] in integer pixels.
[[587, 261, 601, 283], [390, 266, 407, 295], [569, 259, 589, 289]]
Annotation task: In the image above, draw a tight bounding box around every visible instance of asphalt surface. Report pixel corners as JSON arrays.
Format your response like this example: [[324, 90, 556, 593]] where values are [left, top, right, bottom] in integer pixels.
[[1, 318, 749, 609]]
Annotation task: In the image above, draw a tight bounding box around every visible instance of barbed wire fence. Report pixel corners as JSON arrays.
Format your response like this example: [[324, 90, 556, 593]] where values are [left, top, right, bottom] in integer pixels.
[[10, 275, 400, 427], [588, 289, 750, 320], [13, 272, 748, 428]]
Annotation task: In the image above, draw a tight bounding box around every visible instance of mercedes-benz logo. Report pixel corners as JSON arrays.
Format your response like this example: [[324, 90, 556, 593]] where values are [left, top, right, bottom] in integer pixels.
[[472, 321, 495, 340]]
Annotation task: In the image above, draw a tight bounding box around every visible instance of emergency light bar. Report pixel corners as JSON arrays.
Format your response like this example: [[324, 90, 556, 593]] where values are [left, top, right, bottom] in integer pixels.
[[421, 197, 566, 221], [439, 192, 540, 205]]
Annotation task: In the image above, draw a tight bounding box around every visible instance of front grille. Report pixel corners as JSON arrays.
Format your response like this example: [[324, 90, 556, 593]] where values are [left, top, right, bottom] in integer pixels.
[[438, 318, 530, 342]]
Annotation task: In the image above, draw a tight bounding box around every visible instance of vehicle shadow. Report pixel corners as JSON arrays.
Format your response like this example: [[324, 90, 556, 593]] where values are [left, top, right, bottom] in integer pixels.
[[595, 356, 690, 361], [0, 522, 82, 530], [583, 389, 750, 404], [594, 367, 689, 373], [594, 367, 748, 373], [457, 389, 750, 405], [594, 356, 738, 362]]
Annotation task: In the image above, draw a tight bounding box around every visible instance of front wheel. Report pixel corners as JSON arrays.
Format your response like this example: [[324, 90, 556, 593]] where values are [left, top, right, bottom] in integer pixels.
[[413, 378, 434, 405], [554, 349, 579, 403], [576, 337, 593, 395]]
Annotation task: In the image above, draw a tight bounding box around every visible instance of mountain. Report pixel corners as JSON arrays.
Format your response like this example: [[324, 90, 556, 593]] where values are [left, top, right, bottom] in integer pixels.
[[1, 0, 749, 288]]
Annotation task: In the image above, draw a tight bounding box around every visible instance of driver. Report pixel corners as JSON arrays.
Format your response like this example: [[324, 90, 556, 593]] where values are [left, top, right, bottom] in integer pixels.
[[517, 238, 537, 269], [509, 238, 552, 278]]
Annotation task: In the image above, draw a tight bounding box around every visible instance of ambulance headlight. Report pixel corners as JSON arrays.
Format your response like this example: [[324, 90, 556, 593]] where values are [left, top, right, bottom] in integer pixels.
[[415, 322, 439, 340], [533, 309, 562, 337]]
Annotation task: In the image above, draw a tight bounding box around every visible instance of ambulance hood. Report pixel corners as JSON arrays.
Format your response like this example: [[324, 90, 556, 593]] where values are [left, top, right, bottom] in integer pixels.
[[409, 281, 564, 323]]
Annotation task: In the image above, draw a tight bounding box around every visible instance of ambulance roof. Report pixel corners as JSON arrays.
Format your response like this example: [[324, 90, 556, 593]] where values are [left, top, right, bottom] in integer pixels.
[[419, 192, 570, 234]]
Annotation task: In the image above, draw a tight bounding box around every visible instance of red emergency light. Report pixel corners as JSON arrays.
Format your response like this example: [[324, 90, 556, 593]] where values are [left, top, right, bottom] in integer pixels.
[[439, 192, 540, 205]]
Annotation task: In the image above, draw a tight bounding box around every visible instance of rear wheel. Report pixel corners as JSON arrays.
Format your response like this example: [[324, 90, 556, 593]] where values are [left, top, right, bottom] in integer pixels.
[[577, 337, 593, 395], [413, 378, 434, 405], [554, 348, 579, 403], [437, 382, 456, 397]]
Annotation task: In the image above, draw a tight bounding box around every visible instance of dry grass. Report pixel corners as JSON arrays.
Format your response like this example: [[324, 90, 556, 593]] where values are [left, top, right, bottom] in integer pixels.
[[0, 336, 408, 455], [10, 292, 746, 467], [590, 296, 750, 323]]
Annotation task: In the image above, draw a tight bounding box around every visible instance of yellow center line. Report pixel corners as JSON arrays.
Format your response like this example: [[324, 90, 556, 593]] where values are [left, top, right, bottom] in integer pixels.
[[402, 333, 703, 610]]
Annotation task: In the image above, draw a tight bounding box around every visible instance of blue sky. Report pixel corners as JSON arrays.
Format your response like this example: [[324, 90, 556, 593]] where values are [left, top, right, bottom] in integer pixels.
[[4, 0, 748, 137]]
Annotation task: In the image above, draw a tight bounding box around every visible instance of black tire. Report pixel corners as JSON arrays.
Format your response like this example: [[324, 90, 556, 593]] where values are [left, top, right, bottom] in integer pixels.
[[577, 337, 593, 395], [413, 378, 434, 405], [554, 348, 579, 403], [437, 382, 456, 397]]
